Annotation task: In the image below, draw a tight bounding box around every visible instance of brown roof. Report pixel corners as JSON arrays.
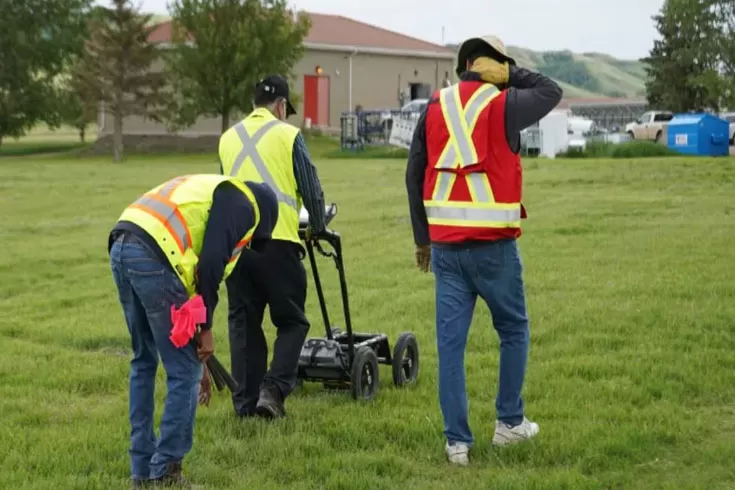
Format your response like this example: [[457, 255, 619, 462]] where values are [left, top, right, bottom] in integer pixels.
[[148, 12, 454, 54], [305, 13, 452, 53], [148, 21, 180, 43]]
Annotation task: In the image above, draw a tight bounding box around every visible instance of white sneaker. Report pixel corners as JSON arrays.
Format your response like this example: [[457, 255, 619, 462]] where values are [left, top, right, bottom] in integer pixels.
[[492, 417, 539, 446], [445, 441, 470, 466]]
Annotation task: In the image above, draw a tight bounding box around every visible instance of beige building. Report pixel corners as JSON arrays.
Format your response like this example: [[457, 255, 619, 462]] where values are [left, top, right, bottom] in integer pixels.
[[99, 12, 455, 138]]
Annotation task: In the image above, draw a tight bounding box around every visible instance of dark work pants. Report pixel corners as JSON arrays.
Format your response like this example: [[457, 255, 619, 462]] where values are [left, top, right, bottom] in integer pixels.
[[226, 239, 310, 416]]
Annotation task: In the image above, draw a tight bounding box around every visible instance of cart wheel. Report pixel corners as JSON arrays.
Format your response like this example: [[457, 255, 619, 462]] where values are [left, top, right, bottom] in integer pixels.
[[392, 332, 419, 387], [351, 346, 379, 401]]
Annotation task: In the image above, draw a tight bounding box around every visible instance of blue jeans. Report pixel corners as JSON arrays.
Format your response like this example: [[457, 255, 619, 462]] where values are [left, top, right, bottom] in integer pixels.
[[110, 233, 203, 480], [431, 239, 530, 446]]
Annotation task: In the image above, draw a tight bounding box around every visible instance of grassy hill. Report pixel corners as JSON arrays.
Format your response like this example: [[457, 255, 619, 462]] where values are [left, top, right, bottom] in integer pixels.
[[448, 44, 648, 99]]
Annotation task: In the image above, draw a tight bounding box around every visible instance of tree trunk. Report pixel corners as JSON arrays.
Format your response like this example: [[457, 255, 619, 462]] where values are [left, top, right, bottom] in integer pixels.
[[113, 112, 123, 163], [0, 135, 3, 148], [79, 127, 85, 143], [221, 112, 230, 134]]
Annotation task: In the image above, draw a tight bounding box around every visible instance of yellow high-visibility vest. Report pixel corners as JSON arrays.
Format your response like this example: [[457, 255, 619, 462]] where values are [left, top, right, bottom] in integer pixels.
[[117, 174, 260, 297], [219, 108, 301, 244]]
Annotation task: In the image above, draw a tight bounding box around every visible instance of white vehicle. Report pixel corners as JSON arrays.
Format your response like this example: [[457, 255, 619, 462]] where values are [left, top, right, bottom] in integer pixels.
[[382, 98, 428, 119], [399, 98, 428, 116], [625, 111, 674, 142], [567, 116, 594, 136], [381, 98, 428, 132], [721, 112, 735, 145]]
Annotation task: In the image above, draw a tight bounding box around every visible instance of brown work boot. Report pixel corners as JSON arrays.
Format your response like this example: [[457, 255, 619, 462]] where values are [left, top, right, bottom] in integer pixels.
[[151, 461, 191, 488]]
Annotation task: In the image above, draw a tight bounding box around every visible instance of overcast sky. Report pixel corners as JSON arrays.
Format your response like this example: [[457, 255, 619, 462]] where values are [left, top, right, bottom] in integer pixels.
[[122, 0, 665, 60]]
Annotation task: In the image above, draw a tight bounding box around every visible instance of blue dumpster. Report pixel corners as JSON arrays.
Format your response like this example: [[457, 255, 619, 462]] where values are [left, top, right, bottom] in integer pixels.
[[666, 113, 730, 156]]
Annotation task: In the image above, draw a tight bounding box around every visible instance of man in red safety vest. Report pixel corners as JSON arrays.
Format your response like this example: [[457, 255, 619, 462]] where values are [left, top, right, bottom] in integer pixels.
[[405, 34, 563, 466]]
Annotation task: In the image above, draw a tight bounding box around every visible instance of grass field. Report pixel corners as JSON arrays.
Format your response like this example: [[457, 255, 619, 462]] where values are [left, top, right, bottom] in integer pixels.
[[2, 149, 735, 490]]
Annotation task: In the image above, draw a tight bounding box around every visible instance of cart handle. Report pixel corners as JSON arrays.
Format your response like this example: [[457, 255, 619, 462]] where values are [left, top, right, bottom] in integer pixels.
[[298, 202, 341, 254]]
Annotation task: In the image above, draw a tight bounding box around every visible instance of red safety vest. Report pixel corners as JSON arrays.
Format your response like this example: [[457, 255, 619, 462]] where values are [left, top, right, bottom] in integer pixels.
[[423, 80, 526, 243]]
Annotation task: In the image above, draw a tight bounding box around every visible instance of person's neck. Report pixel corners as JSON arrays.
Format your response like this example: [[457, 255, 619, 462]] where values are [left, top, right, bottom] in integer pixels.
[[252, 106, 277, 119]]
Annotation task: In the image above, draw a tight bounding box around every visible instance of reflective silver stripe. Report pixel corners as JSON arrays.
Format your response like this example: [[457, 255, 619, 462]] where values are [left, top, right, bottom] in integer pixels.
[[135, 195, 191, 249], [432, 168, 493, 203], [158, 176, 188, 198], [432, 85, 499, 204], [433, 171, 454, 201], [230, 240, 248, 259], [466, 173, 490, 202], [437, 146, 457, 173], [437, 85, 498, 169], [463, 86, 498, 130], [228, 119, 280, 176], [426, 205, 521, 223], [441, 87, 473, 165], [228, 120, 299, 210]]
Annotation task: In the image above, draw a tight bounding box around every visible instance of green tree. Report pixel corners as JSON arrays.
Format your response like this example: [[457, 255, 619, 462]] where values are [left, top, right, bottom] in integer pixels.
[[0, 0, 91, 146], [164, 0, 311, 133], [643, 0, 725, 113], [75, 0, 166, 162], [715, 0, 735, 108], [58, 56, 98, 143]]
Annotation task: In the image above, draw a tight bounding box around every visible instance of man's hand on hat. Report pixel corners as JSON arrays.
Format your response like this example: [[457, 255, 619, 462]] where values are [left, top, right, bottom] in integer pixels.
[[470, 57, 509, 86]]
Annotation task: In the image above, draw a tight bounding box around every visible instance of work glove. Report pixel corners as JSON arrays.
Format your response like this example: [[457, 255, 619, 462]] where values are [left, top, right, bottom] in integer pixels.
[[199, 367, 212, 406], [195, 328, 214, 363], [305, 225, 327, 242], [469, 56, 509, 86], [415, 244, 431, 273]]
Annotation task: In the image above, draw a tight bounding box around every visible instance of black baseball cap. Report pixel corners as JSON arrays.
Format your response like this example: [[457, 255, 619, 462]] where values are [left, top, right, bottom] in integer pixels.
[[255, 75, 296, 117]]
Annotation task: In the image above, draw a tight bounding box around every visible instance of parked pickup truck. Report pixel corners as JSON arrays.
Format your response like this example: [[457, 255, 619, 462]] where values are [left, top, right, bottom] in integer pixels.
[[625, 111, 674, 142]]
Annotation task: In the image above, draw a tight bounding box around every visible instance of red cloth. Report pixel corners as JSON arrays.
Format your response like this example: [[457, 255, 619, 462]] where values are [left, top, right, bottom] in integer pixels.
[[423, 81, 525, 243], [169, 295, 207, 348]]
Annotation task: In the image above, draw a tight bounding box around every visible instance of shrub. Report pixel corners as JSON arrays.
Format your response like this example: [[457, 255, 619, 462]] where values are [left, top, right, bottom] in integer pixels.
[[559, 146, 589, 158], [609, 140, 678, 158], [0, 141, 88, 157], [584, 140, 616, 157], [556, 140, 679, 159]]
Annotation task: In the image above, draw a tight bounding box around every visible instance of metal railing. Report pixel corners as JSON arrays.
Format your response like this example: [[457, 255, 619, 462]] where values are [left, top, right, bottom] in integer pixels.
[[340, 109, 637, 155], [520, 127, 542, 156], [340, 109, 421, 150]]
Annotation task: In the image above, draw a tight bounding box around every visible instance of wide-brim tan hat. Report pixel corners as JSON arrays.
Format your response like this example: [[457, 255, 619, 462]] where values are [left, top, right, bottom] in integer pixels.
[[456, 35, 516, 76]]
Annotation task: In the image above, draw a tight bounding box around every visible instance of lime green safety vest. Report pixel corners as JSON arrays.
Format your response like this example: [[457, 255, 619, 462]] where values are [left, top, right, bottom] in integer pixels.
[[117, 174, 260, 297], [218, 108, 301, 244]]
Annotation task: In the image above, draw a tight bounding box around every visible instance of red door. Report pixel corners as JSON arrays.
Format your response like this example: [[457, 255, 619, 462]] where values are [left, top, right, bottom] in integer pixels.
[[317, 76, 329, 126], [303, 75, 330, 126]]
